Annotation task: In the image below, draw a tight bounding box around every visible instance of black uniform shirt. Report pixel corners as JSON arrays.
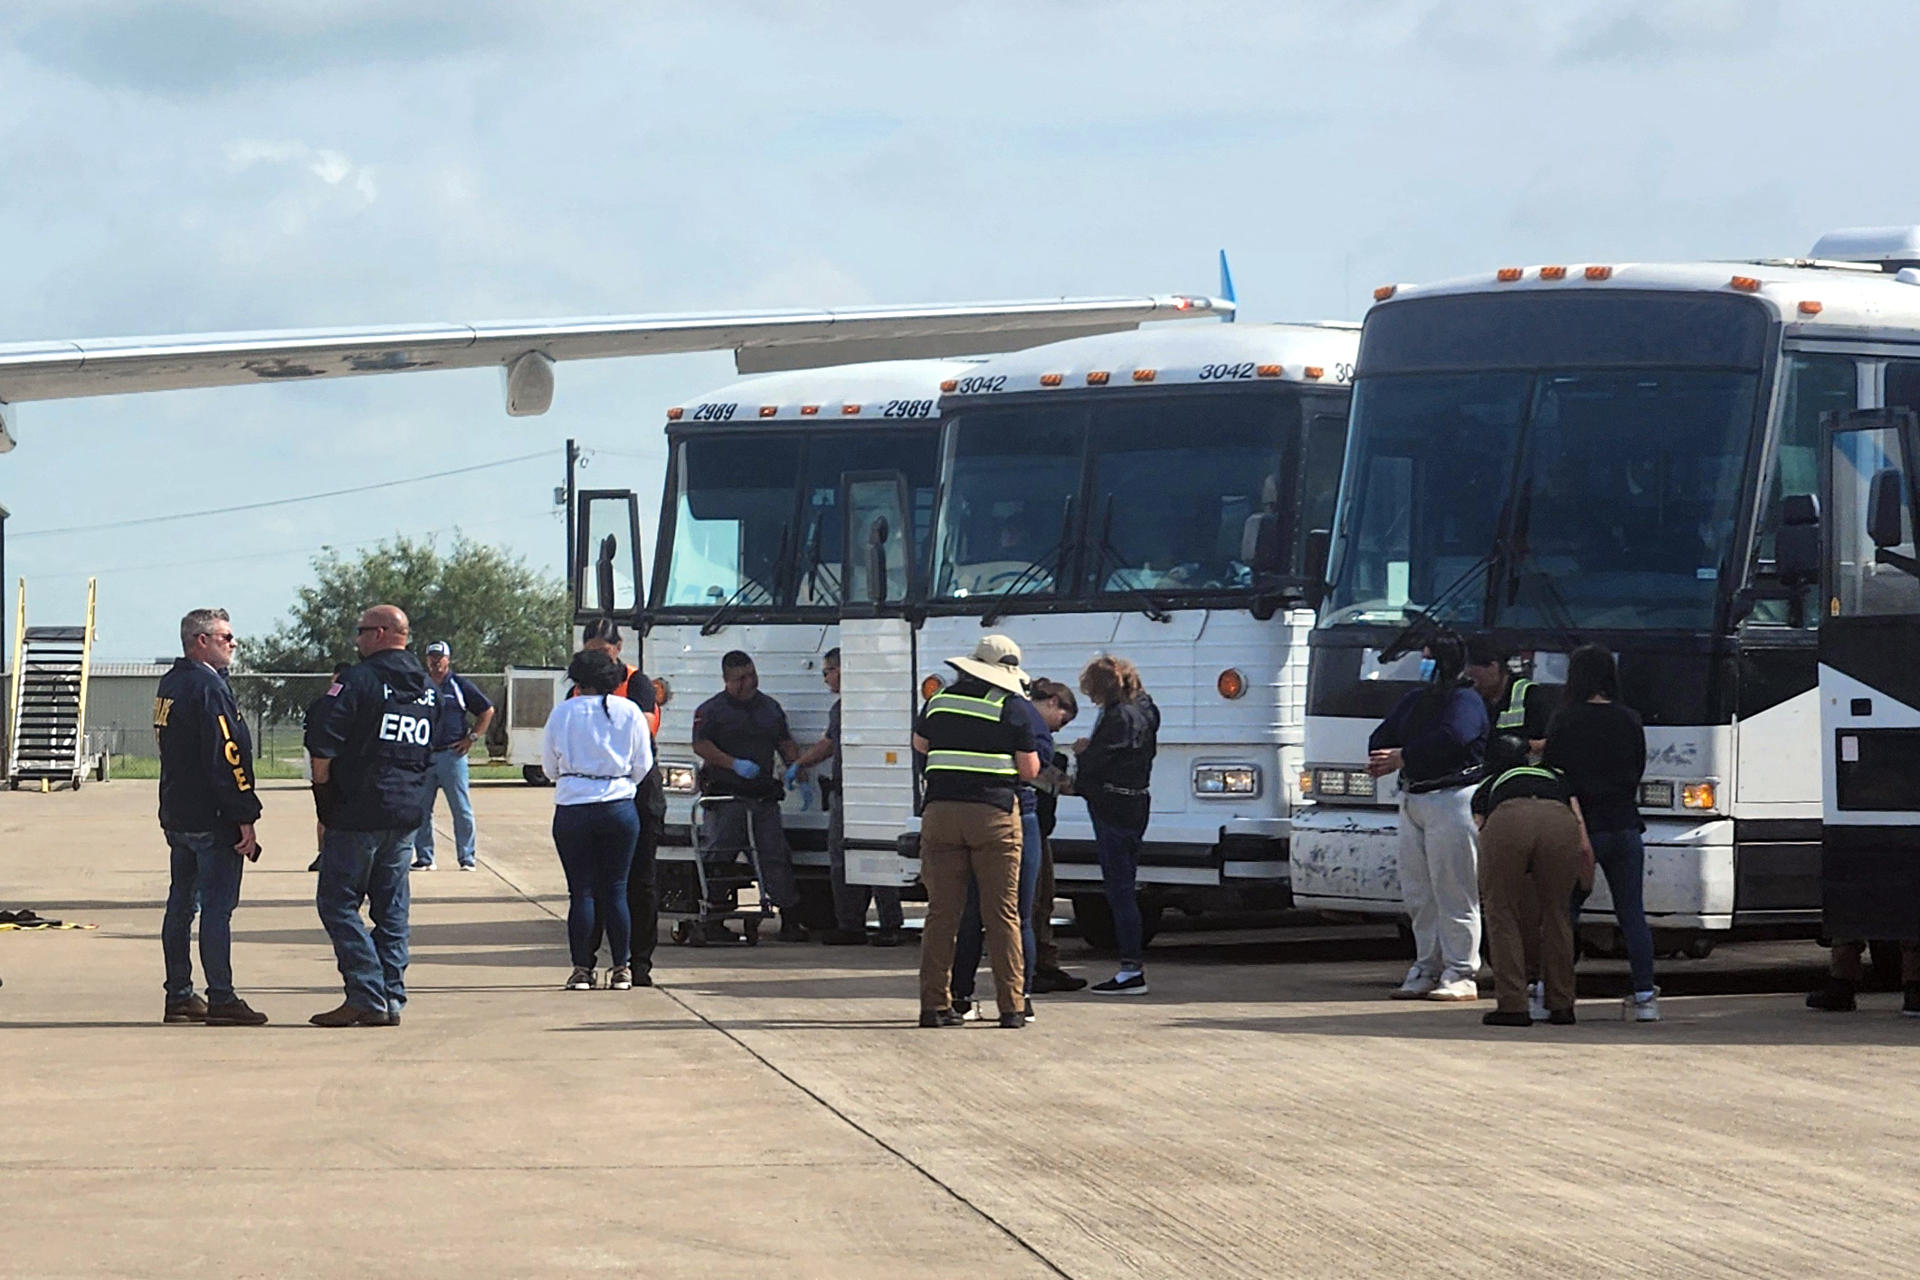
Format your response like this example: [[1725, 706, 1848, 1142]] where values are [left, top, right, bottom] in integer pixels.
[[692, 689, 791, 800], [155, 659, 261, 833]]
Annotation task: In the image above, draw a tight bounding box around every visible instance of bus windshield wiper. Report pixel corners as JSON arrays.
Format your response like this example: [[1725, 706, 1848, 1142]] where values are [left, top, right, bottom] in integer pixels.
[[1082, 495, 1172, 624], [1377, 479, 1526, 661], [982, 495, 1075, 626], [1499, 477, 1582, 648], [800, 510, 841, 607], [700, 523, 789, 636]]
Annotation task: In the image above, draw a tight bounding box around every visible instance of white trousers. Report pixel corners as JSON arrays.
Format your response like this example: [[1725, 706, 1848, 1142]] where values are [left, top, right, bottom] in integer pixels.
[[1398, 785, 1481, 983]]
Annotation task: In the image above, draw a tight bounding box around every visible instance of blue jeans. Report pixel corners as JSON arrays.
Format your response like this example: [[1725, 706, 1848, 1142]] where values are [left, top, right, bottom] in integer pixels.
[[161, 829, 246, 1005], [554, 800, 640, 968], [954, 809, 1042, 1001], [413, 749, 476, 867], [1093, 816, 1146, 968], [1591, 827, 1656, 994], [317, 826, 413, 1014]]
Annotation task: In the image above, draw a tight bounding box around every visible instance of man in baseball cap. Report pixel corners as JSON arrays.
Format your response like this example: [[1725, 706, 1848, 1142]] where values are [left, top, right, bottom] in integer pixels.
[[411, 640, 493, 870]]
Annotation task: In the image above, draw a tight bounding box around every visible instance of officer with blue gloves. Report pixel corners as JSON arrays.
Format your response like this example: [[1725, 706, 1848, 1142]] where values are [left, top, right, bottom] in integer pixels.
[[690, 649, 809, 941]]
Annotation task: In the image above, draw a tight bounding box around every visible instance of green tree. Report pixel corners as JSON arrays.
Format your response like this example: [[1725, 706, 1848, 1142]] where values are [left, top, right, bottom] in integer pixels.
[[249, 534, 570, 677]]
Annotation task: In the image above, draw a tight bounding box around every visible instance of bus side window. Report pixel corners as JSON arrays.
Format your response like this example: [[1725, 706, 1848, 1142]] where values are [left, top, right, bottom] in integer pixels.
[[1294, 412, 1348, 575], [1748, 354, 1855, 627]]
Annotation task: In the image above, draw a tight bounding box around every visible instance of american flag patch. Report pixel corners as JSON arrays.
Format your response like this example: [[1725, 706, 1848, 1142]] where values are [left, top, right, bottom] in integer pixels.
[[326, 682, 343, 697]]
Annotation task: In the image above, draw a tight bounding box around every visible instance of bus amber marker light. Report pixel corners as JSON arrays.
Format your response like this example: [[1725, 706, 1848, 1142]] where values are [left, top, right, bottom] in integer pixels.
[[1087, 370, 1111, 385], [920, 673, 945, 700], [1496, 268, 1523, 283], [1799, 300, 1824, 315], [758, 405, 778, 417], [800, 404, 820, 416], [1256, 364, 1283, 378], [1039, 373, 1064, 387], [652, 678, 671, 707], [666, 407, 684, 420], [1540, 265, 1568, 281], [1373, 285, 1397, 301], [1681, 782, 1717, 810], [1585, 265, 1614, 281], [841, 404, 861, 415], [939, 379, 958, 393], [1304, 366, 1325, 380], [1216, 668, 1247, 699], [1730, 276, 1761, 293], [1132, 368, 1156, 382]]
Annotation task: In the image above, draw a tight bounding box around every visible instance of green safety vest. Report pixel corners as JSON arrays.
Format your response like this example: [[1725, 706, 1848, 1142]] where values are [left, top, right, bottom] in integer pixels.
[[1496, 677, 1533, 732], [922, 688, 1017, 777], [1491, 764, 1562, 789]]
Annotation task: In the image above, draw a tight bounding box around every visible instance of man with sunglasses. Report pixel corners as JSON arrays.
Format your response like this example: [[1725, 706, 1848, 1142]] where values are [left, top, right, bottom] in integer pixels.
[[305, 604, 435, 1027], [155, 608, 268, 1026]]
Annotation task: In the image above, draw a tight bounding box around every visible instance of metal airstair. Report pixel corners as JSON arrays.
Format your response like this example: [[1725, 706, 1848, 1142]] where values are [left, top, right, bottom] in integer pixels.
[[6, 578, 105, 791]]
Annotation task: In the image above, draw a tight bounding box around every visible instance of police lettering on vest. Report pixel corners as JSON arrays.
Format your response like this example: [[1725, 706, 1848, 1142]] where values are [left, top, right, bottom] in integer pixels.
[[305, 651, 437, 832]]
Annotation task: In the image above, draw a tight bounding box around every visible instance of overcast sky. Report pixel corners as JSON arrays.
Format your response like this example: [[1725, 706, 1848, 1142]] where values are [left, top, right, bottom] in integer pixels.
[[2, 0, 1917, 660]]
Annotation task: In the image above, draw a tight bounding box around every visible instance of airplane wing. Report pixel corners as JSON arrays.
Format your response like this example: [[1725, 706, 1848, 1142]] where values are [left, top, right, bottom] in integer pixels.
[[0, 292, 1230, 451]]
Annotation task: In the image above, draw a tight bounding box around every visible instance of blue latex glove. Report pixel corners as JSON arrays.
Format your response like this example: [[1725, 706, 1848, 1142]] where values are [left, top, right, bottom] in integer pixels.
[[783, 762, 801, 789], [731, 758, 762, 780]]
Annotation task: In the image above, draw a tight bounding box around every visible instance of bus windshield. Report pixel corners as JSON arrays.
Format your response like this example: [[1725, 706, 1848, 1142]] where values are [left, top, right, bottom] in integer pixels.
[[1323, 293, 1768, 632], [657, 429, 939, 612], [932, 388, 1319, 601]]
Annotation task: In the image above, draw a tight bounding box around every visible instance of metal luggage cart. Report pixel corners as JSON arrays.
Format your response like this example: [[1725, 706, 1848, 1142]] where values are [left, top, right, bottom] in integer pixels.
[[664, 794, 777, 947]]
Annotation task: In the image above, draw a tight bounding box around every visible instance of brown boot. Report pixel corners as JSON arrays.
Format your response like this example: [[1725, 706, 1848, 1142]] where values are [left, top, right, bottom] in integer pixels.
[[163, 995, 209, 1024], [308, 1002, 390, 1028], [205, 998, 269, 1027]]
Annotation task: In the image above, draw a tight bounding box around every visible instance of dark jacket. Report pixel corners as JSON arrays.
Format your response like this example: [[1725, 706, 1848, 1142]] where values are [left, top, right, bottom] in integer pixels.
[[1543, 700, 1647, 834], [1077, 692, 1159, 831], [1370, 683, 1489, 793], [304, 648, 435, 831], [155, 659, 261, 833], [692, 688, 791, 801], [914, 676, 1038, 814]]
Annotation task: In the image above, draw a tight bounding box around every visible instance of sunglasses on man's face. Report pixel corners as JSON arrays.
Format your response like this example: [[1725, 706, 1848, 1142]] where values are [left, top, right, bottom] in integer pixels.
[[356, 625, 385, 634], [206, 632, 237, 644]]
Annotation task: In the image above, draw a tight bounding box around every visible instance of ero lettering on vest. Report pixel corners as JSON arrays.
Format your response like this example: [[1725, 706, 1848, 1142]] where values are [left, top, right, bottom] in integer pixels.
[[380, 712, 433, 746]]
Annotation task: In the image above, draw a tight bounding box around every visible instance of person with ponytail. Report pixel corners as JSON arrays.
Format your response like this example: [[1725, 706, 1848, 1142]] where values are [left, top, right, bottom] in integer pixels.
[[1366, 632, 1491, 1001], [541, 649, 654, 992]]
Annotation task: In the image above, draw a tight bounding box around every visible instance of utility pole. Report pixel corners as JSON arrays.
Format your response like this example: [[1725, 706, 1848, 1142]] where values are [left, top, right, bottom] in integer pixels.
[[562, 438, 579, 591]]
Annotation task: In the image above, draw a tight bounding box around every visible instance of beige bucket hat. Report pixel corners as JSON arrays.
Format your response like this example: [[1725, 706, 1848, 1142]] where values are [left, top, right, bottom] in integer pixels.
[[945, 633, 1031, 697]]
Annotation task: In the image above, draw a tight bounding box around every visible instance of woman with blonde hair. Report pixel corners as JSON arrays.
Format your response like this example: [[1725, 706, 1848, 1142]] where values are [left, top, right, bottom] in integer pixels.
[[1073, 654, 1159, 995]]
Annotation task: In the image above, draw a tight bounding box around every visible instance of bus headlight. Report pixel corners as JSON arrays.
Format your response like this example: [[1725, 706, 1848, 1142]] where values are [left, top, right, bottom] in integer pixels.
[[1310, 767, 1376, 800], [1638, 781, 1675, 808], [1193, 764, 1261, 797], [663, 763, 698, 794]]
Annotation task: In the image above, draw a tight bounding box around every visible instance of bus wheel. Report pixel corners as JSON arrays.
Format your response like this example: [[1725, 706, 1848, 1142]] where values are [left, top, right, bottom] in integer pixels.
[[1682, 937, 1716, 961], [1069, 895, 1162, 954]]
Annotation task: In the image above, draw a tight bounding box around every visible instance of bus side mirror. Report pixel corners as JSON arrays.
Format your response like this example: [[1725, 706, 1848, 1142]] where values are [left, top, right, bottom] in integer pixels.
[[595, 534, 618, 615], [865, 516, 891, 605], [1776, 493, 1820, 583], [1305, 527, 1332, 606], [1868, 470, 1905, 550], [1240, 511, 1284, 574]]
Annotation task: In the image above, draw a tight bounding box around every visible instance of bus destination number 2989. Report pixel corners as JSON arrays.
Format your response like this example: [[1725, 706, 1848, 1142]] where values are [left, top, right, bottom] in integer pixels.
[[690, 402, 737, 421], [882, 399, 935, 418]]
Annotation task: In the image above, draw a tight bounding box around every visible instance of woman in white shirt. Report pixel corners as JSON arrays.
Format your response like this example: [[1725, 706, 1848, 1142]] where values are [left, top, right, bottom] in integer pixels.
[[542, 649, 655, 991]]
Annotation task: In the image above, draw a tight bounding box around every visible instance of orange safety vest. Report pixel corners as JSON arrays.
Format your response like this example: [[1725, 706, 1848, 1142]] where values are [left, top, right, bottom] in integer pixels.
[[569, 664, 661, 737]]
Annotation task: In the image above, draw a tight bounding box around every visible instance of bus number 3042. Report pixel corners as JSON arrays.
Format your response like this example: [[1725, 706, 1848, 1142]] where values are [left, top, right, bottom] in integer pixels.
[[1198, 362, 1257, 380]]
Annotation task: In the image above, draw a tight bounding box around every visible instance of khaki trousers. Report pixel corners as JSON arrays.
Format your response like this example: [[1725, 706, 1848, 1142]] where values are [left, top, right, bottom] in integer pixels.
[[1033, 835, 1059, 971], [1479, 798, 1583, 1014], [919, 800, 1024, 1015]]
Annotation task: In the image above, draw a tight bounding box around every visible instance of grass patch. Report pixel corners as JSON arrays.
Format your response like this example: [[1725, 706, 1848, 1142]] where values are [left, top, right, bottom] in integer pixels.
[[110, 755, 523, 781]]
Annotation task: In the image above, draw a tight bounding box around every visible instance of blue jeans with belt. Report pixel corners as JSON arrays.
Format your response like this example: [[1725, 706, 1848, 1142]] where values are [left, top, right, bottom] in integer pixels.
[[953, 808, 1042, 1002], [162, 829, 246, 1006], [554, 799, 640, 968]]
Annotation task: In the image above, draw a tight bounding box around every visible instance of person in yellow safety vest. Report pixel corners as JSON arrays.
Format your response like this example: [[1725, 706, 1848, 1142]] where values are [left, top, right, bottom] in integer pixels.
[[1465, 634, 1547, 755], [912, 634, 1040, 1030]]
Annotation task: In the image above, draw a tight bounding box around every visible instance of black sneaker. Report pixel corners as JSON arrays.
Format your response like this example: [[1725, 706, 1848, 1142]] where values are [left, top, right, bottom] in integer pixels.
[[1547, 1008, 1577, 1025], [918, 1008, 964, 1028], [1807, 979, 1858, 1012], [1482, 1010, 1531, 1028], [632, 970, 654, 988], [1903, 984, 1920, 1018], [777, 918, 810, 943], [821, 928, 868, 946], [1030, 967, 1087, 993], [204, 998, 269, 1027], [1091, 972, 1149, 996], [870, 929, 903, 948], [997, 1010, 1026, 1028]]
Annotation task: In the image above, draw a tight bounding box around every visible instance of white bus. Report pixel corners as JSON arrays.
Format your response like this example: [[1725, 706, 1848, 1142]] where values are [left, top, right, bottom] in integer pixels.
[[635, 359, 977, 925], [838, 322, 1361, 946], [1291, 227, 1920, 955]]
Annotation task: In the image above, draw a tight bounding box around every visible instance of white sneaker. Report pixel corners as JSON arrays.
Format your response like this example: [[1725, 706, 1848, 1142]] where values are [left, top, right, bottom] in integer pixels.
[[565, 967, 596, 991], [1625, 989, 1661, 1022], [1391, 967, 1438, 1000], [956, 1000, 982, 1022], [1527, 981, 1549, 1023], [1426, 977, 1480, 1002]]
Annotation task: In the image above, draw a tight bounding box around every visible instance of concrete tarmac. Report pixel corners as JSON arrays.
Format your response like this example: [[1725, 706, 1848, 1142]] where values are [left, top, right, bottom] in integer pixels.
[[1, 779, 1915, 1279]]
